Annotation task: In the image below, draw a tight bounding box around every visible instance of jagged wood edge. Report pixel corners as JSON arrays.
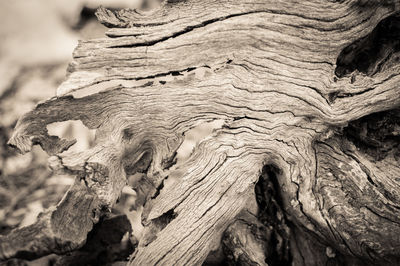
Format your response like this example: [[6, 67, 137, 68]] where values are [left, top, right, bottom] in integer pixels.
[[0, 179, 101, 260]]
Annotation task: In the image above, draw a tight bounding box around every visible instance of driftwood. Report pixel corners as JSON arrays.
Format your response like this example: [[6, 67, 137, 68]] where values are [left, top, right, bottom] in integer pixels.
[[1, 0, 400, 265], [53, 214, 134, 266]]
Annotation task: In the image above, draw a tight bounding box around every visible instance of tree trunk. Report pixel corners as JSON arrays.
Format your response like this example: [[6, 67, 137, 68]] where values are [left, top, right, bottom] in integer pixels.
[[2, 0, 400, 265]]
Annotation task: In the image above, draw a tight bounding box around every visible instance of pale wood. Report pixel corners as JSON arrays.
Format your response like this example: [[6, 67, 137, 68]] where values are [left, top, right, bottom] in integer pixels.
[[3, 0, 400, 265]]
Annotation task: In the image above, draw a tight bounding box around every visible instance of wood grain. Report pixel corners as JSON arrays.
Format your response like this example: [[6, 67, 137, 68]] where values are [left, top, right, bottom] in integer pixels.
[[3, 0, 400, 264]]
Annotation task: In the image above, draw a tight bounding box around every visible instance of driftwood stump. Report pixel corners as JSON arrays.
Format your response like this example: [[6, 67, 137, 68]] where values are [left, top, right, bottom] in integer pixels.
[[1, 0, 400, 265]]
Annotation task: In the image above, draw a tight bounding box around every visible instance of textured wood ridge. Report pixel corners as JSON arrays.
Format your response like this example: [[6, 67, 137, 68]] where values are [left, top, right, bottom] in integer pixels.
[[0, 179, 101, 260], [3, 0, 400, 265]]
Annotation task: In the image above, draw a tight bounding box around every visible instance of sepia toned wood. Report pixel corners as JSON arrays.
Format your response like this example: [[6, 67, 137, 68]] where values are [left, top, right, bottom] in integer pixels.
[[54, 214, 133, 266], [222, 212, 270, 265], [0, 179, 101, 260], [2, 0, 400, 265]]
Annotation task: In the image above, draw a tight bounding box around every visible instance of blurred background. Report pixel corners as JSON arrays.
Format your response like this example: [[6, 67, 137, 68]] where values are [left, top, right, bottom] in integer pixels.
[[0, 1, 222, 265]]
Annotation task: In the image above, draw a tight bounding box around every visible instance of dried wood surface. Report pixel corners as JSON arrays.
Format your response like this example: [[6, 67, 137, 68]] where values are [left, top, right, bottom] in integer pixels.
[[0, 179, 101, 260], [2, 0, 400, 265]]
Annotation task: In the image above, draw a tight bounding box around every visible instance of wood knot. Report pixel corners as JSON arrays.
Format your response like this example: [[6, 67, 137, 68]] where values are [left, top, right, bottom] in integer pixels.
[[84, 162, 109, 185]]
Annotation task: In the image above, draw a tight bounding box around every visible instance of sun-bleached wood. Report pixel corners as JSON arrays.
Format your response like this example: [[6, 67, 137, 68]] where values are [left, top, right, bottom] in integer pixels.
[[3, 0, 400, 264]]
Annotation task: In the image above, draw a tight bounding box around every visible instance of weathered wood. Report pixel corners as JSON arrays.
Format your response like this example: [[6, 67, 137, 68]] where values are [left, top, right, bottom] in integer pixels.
[[0, 179, 101, 260], [54, 214, 133, 266], [222, 212, 270, 265], [2, 0, 400, 265]]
